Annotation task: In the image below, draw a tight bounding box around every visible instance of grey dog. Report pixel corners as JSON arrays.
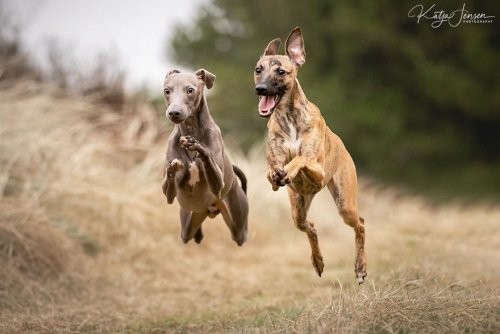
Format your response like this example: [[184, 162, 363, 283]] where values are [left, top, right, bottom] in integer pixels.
[[162, 69, 249, 246]]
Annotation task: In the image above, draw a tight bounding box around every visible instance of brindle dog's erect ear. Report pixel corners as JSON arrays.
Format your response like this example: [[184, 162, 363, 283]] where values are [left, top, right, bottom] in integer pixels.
[[195, 69, 216, 89], [262, 38, 281, 57], [285, 27, 306, 67], [165, 69, 180, 79]]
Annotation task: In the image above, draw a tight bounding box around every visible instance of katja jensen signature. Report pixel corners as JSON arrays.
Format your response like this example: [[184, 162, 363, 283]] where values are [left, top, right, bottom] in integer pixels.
[[408, 4, 495, 28]]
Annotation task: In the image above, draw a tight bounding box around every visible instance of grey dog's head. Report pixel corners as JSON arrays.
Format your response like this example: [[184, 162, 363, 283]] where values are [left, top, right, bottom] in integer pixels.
[[163, 69, 216, 124]]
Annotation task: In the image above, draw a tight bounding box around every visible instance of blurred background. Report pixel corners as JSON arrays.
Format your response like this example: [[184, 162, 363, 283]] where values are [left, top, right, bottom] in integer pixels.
[[3, 0, 499, 201], [1, 0, 499, 332], [168, 0, 500, 201]]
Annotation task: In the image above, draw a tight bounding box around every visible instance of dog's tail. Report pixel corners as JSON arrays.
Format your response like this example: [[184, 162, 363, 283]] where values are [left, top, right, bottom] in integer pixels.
[[232, 165, 247, 194]]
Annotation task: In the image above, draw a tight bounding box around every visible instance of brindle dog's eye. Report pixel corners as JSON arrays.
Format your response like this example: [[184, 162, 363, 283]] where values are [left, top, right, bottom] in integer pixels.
[[255, 67, 262, 74], [164, 89, 170, 95], [278, 69, 286, 76], [187, 87, 194, 94]]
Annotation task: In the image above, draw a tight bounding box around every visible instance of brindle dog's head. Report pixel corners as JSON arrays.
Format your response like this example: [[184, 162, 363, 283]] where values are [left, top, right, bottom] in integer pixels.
[[163, 69, 215, 124], [254, 27, 306, 118]]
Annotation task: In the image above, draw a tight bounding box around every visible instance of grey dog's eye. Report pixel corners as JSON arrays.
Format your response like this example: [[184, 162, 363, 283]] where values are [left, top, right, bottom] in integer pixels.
[[255, 67, 262, 74], [187, 87, 194, 94], [164, 89, 170, 95]]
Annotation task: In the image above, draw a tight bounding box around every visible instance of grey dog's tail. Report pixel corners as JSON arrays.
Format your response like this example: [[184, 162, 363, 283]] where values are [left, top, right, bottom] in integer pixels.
[[232, 165, 247, 194]]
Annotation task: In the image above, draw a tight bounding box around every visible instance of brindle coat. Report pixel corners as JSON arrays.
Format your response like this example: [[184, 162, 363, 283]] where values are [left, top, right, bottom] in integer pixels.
[[254, 27, 367, 283]]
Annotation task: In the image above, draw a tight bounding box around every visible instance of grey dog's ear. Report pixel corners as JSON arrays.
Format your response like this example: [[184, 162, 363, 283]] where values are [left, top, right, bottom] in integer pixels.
[[165, 69, 180, 79], [262, 38, 281, 57], [195, 69, 216, 89]]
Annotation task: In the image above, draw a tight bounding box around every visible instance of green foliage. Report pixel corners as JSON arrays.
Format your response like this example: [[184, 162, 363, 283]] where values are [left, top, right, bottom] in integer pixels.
[[169, 0, 500, 200]]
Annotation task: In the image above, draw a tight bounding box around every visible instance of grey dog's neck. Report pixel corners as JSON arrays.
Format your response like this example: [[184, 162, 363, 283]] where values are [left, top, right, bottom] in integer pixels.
[[178, 96, 212, 136]]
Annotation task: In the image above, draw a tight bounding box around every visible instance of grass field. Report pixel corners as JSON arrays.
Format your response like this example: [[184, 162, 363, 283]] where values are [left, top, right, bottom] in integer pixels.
[[1, 82, 499, 333]]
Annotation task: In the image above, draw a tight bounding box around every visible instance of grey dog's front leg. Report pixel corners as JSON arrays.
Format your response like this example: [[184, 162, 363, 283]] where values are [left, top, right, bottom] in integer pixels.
[[162, 158, 184, 204], [180, 135, 223, 197]]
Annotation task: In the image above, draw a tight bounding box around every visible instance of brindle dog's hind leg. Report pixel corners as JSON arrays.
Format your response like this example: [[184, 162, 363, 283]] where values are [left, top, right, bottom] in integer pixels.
[[327, 173, 367, 284], [180, 207, 208, 244], [286, 188, 324, 276]]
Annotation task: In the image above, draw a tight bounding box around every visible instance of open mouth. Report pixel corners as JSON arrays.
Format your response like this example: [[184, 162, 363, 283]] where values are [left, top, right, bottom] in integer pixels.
[[258, 94, 282, 118]]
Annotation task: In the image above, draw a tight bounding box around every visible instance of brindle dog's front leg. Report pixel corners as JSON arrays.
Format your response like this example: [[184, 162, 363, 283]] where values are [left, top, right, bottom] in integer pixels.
[[284, 130, 325, 189], [270, 166, 290, 189], [180, 135, 223, 197], [162, 158, 184, 204], [284, 156, 325, 187], [267, 156, 289, 190], [266, 135, 291, 190], [269, 154, 325, 190]]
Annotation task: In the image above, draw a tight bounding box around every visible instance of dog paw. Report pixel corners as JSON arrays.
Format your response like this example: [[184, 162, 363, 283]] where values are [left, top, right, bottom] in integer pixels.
[[180, 135, 199, 151], [356, 272, 367, 284], [167, 158, 184, 174], [312, 253, 325, 277], [355, 258, 367, 284], [272, 167, 290, 187], [267, 172, 280, 191]]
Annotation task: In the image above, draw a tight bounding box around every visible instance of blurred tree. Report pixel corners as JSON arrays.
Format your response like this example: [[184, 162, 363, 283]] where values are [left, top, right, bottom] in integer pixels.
[[168, 0, 500, 200], [0, 2, 40, 84]]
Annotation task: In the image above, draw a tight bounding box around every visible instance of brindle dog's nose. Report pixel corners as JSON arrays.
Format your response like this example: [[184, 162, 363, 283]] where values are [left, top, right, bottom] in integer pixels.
[[255, 84, 268, 94]]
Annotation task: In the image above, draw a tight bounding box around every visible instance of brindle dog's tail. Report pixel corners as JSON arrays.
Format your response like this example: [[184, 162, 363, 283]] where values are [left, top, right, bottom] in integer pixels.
[[232, 165, 247, 194]]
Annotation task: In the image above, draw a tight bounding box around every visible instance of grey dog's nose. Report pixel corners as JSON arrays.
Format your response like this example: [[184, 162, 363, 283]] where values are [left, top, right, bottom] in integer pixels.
[[255, 84, 268, 94], [168, 110, 181, 117]]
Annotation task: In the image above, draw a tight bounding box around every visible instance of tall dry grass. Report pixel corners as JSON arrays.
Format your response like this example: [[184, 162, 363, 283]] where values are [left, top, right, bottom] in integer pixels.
[[1, 81, 499, 333]]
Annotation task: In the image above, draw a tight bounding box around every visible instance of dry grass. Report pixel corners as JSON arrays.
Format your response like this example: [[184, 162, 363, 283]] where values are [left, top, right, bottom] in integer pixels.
[[1, 82, 499, 333]]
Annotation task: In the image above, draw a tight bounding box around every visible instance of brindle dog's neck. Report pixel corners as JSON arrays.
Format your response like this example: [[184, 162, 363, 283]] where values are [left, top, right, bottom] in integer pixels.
[[272, 78, 309, 126]]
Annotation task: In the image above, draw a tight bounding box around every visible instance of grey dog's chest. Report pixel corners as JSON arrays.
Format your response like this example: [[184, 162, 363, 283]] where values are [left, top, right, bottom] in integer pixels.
[[176, 156, 217, 211], [179, 150, 201, 188]]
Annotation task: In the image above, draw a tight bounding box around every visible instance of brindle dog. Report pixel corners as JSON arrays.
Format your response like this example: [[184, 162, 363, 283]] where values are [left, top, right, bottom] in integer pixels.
[[254, 27, 367, 283]]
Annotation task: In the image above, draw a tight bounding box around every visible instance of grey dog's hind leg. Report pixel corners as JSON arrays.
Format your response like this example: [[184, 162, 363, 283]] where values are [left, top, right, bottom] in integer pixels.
[[180, 207, 208, 244], [222, 183, 249, 246]]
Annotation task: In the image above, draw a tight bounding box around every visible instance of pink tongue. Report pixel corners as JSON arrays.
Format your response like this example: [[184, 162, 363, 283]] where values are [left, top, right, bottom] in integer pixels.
[[259, 96, 276, 113]]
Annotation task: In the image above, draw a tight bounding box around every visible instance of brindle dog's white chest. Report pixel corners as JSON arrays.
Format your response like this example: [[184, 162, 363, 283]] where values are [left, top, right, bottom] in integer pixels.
[[284, 121, 302, 157]]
